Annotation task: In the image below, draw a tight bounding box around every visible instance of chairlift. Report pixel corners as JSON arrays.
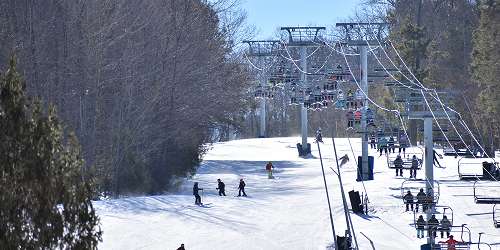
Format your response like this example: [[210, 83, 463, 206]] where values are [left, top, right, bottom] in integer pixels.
[[401, 179, 440, 204], [323, 92, 336, 102], [458, 158, 498, 180], [412, 205, 454, 231], [323, 80, 337, 91], [473, 181, 500, 204], [387, 153, 423, 170], [312, 86, 323, 104], [431, 224, 473, 250]]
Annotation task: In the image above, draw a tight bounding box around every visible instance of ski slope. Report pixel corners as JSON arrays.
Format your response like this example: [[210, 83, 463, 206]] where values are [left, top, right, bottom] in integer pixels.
[[94, 137, 500, 250]]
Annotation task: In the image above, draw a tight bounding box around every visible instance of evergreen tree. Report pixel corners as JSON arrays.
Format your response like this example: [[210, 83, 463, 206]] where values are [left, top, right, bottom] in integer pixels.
[[471, 0, 500, 150], [0, 56, 102, 249]]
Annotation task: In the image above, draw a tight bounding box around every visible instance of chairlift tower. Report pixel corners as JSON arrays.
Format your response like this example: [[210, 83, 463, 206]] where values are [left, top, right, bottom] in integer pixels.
[[336, 22, 387, 181], [243, 40, 281, 138], [405, 94, 459, 246], [280, 26, 325, 156]]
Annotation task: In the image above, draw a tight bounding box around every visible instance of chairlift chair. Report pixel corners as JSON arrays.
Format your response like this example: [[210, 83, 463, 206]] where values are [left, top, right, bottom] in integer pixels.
[[431, 224, 473, 250], [412, 205, 454, 231], [473, 181, 500, 204], [457, 158, 497, 180], [387, 153, 423, 170], [401, 179, 440, 204]]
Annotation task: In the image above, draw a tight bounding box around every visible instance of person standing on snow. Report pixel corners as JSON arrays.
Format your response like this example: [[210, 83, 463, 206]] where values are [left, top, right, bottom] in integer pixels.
[[193, 182, 203, 205], [388, 136, 395, 154], [370, 133, 377, 149], [177, 243, 185, 250], [266, 162, 274, 179], [238, 179, 247, 197], [216, 179, 226, 196]]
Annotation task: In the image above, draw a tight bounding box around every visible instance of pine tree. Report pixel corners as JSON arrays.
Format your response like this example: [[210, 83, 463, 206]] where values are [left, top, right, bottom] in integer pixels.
[[0, 56, 102, 249], [471, 0, 500, 150]]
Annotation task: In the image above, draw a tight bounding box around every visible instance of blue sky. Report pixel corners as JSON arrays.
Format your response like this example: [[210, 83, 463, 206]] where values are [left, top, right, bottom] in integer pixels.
[[241, 0, 364, 39]]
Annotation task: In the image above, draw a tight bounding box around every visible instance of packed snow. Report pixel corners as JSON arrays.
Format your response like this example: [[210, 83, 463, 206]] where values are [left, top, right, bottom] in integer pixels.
[[94, 137, 500, 249]]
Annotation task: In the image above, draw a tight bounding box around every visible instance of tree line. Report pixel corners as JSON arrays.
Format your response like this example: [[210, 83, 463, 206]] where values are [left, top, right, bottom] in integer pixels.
[[0, 0, 251, 196]]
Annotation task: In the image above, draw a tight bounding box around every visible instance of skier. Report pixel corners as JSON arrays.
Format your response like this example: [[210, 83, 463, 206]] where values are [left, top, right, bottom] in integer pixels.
[[433, 149, 444, 168], [394, 155, 404, 177], [338, 154, 349, 167], [399, 134, 408, 156], [416, 215, 426, 239], [378, 137, 388, 156], [427, 214, 440, 238], [193, 182, 203, 205], [216, 179, 226, 196], [439, 235, 460, 250], [388, 136, 395, 154], [403, 190, 414, 211], [354, 109, 362, 125], [316, 128, 323, 143], [370, 133, 376, 149], [439, 215, 452, 238], [410, 155, 419, 179], [416, 188, 427, 212], [265, 161, 274, 179], [346, 110, 354, 128], [176, 244, 185, 250], [238, 179, 247, 197]]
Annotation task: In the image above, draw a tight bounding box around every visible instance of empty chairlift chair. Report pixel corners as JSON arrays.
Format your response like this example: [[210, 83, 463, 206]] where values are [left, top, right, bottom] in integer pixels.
[[457, 157, 498, 180], [473, 181, 500, 204]]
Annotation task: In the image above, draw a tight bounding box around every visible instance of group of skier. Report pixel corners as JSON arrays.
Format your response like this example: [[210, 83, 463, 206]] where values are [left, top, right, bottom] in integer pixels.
[[416, 214, 453, 239], [393, 154, 420, 178], [193, 178, 247, 205], [403, 188, 434, 212]]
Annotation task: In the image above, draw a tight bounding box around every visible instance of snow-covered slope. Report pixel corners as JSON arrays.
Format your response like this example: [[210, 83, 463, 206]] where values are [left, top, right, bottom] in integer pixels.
[[94, 137, 500, 250]]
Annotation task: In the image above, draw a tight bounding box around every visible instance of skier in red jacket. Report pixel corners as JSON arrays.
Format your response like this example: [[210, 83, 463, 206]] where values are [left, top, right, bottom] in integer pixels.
[[439, 235, 460, 250]]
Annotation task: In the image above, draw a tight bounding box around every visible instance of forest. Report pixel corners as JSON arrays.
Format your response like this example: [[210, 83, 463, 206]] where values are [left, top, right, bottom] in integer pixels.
[[0, 0, 250, 196]]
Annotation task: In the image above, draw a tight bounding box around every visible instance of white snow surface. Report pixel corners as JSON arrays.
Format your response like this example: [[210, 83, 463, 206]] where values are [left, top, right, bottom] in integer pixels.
[[94, 137, 500, 250]]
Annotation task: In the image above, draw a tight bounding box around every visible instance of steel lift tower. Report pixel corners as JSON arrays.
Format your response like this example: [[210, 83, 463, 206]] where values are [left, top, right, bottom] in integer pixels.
[[335, 22, 387, 181], [243, 40, 281, 138], [280, 26, 325, 156]]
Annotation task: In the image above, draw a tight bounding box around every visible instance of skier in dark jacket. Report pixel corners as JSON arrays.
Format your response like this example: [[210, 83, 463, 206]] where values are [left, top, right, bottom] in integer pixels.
[[238, 179, 247, 197], [428, 215, 440, 238], [410, 155, 419, 178], [399, 134, 408, 156], [403, 190, 414, 211], [216, 179, 226, 196], [394, 155, 404, 177], [388, 136, 395, 153], [370, 133, 376, 149], [439, 215, 452, 238], [433, 149, 443, 168], [177, 243, 185, 250], [416, 215, 426, 238], [193, 182, 203, 205], [416, 188, 427, 212]]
